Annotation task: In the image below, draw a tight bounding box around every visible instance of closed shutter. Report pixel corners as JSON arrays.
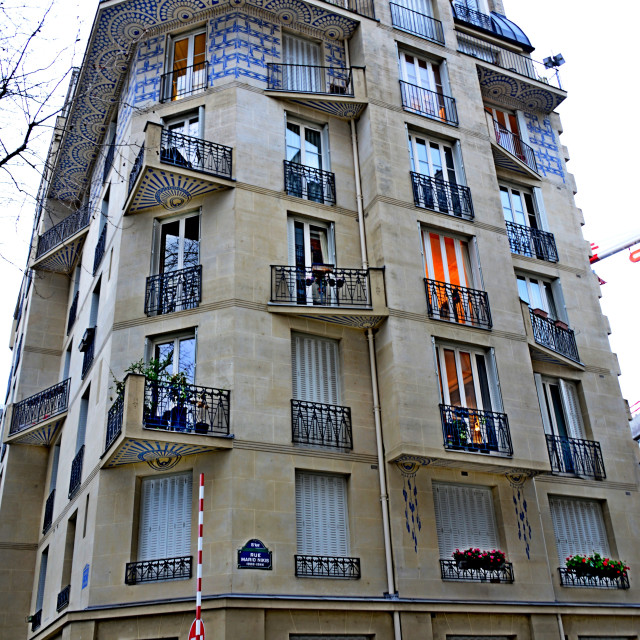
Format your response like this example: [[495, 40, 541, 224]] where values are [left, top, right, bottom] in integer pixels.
[[291, 334, 340, 405], [139, 473, 192, 560], [296, 472, 349, 556], [432, 483, 499, 557], [559, 380, 586, 440], [549, 496, 610, 565]]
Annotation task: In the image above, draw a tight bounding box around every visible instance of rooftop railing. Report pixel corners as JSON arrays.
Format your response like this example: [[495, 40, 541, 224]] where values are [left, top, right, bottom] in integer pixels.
[[545, 434, 605, 479], [267, 64, 354, 95], [160, 61, 209, 102], [160, 129, 232, 180], [291, 399, 353, 450], [440, 404, 512, 456], [145, 265, 202, 316], [284, 160, 336, 205], [400, 80, 458, 125], [10, 378, 70, 435], [425, 279, 492, 329], [390, 3, 444, 44], [411, 172, 474, 220], [529, 309, 580, 362], [505, 221, 558, 262], [453, 2, 493, 30], [492, 119, 538, 172], [320, 0, 375, 19], [36, 207, 90, 259]]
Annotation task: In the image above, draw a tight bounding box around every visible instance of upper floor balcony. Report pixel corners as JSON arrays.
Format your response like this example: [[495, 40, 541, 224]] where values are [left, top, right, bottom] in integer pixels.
[[486, 112, 538, 177], [400, 81, 458, 126], [145, 265, 202, 316], [506, 221, 558, 263], [545, 434, 605, 480], [291, 399, 352, 450], [4, 378, 70, 446], [284, 161, 336, 206], [31, 206, 90, 273], [101, 374, 233, 469], [269, 265, 388, 329], [425, 278, 492, 329], [411, 172, 474, 220], [160, 61, 208, 103], [321, 0, 375, 19], [390, 2, 444, 45], [124, 122, 234, 214]]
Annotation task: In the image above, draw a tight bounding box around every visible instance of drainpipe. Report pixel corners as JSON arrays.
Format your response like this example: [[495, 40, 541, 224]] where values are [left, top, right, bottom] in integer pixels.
[[346, 41, 401, 640]]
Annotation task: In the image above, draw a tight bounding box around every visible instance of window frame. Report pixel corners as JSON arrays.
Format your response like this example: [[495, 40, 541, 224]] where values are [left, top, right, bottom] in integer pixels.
[[291, 332, 341, 406], [285, 115, 330, 171], [421, 228, 479, 289], [408, 132, 464, 185], [516, 272, 567, 322], [146, 329, 198, 384], [165, 28, 208, 101], [151, 211, 201, 276]]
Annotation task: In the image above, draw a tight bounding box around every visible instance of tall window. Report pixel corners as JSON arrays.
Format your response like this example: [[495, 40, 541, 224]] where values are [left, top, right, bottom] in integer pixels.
[[500, 185, 539, 229], [292, 333, 340, 406], [516, 273, 562, 320], [409, 135, 460, 185], [535, 376, 585, 441], [282, 34, 322, 92], [422, 230, 474, 289], [164, 111, 202, 168], [154, 214, 200, 275], [167, 30, 206, 100], [151, 332, 197, 384], [400, 52, 448, 118], [35, 547, 49, 613]]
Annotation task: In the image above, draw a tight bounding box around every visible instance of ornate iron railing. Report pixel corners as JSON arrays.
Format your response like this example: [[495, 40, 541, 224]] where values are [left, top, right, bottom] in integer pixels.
[[93, 224, 107, 275], [390, 3, 444, 44], [457, 33, 563, 89], [81, 329, 96, 380], [104, 393, 124, 453], [103, 138, 116, 182], [400, 80, 458, 125], [440, 404, 512, 456], [284, 160, 336, 205], [505, 221, 558, 262], [10, 378, 70, 435], [411, 172, 474, 219], [492, 119, 538, 171], [291, 399, 352, 450], [425, 279, 491, 329], [558, 567, 629, 589], [56, 584, 70, 611], [143, 378, 230, 436], [160, 61, 209, 102], [128, 145, 144, 194], [36, 206, 91, 259], [529, 309, 580, 362], [295, 554, 361, 579], [145, 265, 202, 316], [320, 0, 375, 19], [267, 64, 354, 95], [43, 489, 55, 534], [68, 445, 84, 499], [453, 2, 493, 30], [546, 434, 605, 479], [160, 129, 232, 179], [31, 609, 42, 631], [271, 265, 370, 307], [67, 291, 79, 335], [440, 559, 514, 583], [125, 556, 192, 584]]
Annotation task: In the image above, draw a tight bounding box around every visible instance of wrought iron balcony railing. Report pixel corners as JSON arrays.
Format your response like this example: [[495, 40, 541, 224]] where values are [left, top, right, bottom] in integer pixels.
[[31, 609, 42, 631], [425, 279, 492, 329], [453, 2, 493, 31], [80, 328, 96, 380], [271, 265, 370, 307], [10, 378, 70, 435], [440, 559, 514, 583], [145, 265, 202, 316], [43, 489, 55, 534], [529, 309, 580, 362], [143, 378, 230, 436], [160, 129, 232, 180], [295, 554, 361, 579], [546, 434, 605, 479], [103, 138, 116, 183], [284, 160, 336, 205], [558, 567, 630, 589], [400, 80, 458, 125], [291, 399, 352, 450], [320, 0, 375, 19], [160, 61, 209, 102], [390, 3, 444, 44], [56, 584, 70, 611], [36, 206, 91, 259], [92, 224, 107, 275], [128, 144, 144, 194], [411, 172, 474, 220], [492, 119, 537, 171], [125, 555, 192, 584], [267, 64, 354, 95], [505, 220, 558, 262], [104, 393, 124, 453], [68, 445, 84, 499], [67, 290, 79, 335], [440, 404, 513, 456]]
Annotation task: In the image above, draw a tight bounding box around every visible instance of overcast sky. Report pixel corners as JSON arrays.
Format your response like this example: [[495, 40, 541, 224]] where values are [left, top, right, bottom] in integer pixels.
[[1, 0, 638, 412]]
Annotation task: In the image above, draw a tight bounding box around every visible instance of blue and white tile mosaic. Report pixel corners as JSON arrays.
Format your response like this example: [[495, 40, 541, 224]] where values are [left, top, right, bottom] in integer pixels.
[[524, 112, 565, 183]]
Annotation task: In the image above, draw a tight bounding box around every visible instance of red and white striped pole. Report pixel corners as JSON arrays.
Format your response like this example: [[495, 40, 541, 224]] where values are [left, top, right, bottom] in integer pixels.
[[189, 473, 205, 640]]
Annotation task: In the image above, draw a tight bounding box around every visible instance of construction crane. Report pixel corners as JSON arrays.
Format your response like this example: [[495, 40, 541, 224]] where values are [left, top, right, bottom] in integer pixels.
[[590, 233, 640, 265]]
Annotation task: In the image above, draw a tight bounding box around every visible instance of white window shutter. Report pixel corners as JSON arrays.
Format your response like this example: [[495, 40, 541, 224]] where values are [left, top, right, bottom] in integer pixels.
[[486, 348, 502, 412], [287, 217, 296, 266], [291, 334, 340, 405], [534, 374, 553, 435], [559, 380, 586, 440], [532, 187, 549, 232]]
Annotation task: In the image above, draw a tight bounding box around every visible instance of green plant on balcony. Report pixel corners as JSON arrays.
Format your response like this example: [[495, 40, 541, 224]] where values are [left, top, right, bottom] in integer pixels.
[[565, 552, 629, 579], [453, 547, 506, 571]]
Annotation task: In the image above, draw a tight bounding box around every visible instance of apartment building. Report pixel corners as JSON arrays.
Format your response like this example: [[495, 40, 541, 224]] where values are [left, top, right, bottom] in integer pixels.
[[1, 0, 639, 639]]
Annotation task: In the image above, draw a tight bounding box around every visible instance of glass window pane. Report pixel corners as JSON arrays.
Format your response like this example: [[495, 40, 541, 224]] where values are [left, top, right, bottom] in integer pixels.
[[183, 216, 200, 269], [155, 342, 175, 372], [160, 221, 180, 272], [460, 351, 477, 409], [516, 275, 529, 303], [304, 128, 322, 169], [173, 38, 189, 70], [193, 33, 206, 65], [429, 143, 443, 179], [529, 279, 544, 310], [286, 122, 301, 163], [444, 349, 461, 406], [178, 337, 196, 383], [500, 187, 513, 222]]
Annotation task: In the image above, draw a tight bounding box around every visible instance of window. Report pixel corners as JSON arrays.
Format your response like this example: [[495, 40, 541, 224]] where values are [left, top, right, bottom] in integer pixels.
[[138, 473, 192, 561], [423, 230, 475, 289], [296, 471, 349, 557], [35, 547, 49, 613], [150, 332, 197, 383], [166, 30, 207, 100], [516, 273, 564, 320], [535, 376, 585, 441], [391, 0, 443, 45], [153, 214, 200, 275], [500, 184, 539, 229], [292, 333, 340, 406], [163, 111, 203, 169], [549, 496, 610, 566], [400, 52, 451, 121], [283, 34, 322, 92], [486, 105, 529, 162], [432, 482, 500, 558]]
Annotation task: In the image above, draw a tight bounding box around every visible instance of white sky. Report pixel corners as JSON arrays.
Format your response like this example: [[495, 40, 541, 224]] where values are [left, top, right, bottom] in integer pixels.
[[0, 0, 638, 412]]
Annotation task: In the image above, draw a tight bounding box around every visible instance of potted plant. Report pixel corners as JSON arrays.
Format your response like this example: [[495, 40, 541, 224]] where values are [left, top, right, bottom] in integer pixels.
[[453, 547, 483, 570], [566, 552, 629, 580], [531, 307, 548, 319], [554, 319, 569, 330], [168, 371, 190, 431], [195, 392, 209, 435]]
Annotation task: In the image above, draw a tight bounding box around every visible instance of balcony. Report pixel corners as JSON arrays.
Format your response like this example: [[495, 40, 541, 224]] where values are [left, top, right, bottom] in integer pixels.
[[124, 122, 234, 214], [440, 559, 514, 583], [440, 404, 512, 456], [43, 489, 55, 534], [558, 567, 629, 589], [67, 291, 79, 335], [295, 554, 361, 579], [291, 399, 352, 450], [266, 64, 367, 119], [101, 374, 233, 469], [390, 3, 444, 45], [400, 81, 458, 126], [125, 556, 192, 585], [546, 434, 605, 479], [284, 160, 336, 205], [103, 138, 116, 182], [80, 327, 96, 380], [5, 378, 70, 446], [92, 224, 107, 275], [269, 265, 388, 329], [56, 584, 70, 612], [425, 279, 492, 329], [321, 0, 375, 19], [160, 61, 208, 103], [506, 221, 558, 262], [145, 265, 202, 316], [32, 206, 91, 273], [457, 33, 566, 114], [30, 609, 42, 632], [486, 113, 539, 178], [411, 172, 473, 220], [68, 445, 84, 499], [452, 2, 492, 31]]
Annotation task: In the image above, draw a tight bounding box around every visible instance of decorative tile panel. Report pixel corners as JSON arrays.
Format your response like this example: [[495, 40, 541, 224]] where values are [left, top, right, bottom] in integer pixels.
[[523, 112, 565, 183], [9, 419, 65, 446]]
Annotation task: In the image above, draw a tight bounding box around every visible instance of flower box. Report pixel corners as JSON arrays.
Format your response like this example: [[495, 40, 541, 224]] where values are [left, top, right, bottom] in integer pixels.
[[453, 547, 506, 572], [531, 308, 548, 319], [554, 319, 569, 330], [565, 552, 629, 580]]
